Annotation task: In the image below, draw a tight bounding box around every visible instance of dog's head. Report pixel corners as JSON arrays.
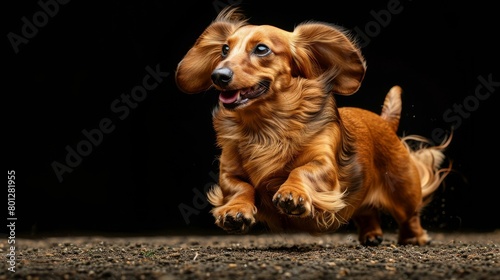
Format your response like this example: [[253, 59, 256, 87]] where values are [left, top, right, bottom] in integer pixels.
[[175, 7, 366, 109]]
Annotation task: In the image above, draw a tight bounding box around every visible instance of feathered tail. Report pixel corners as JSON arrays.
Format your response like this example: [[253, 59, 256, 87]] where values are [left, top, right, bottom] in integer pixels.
[[380, 85, 403, 132], [381, 85, 452, 205], [402, 134, 452, 205]]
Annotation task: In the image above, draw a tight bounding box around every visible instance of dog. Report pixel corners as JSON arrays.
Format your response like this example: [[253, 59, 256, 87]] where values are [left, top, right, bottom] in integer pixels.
[[175, 7, 452, 245]]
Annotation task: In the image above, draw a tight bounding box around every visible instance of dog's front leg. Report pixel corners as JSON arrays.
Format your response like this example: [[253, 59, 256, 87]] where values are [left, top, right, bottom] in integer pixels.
[[209, 174, 257, 234], [273, 157, 345, 219], [207, 154, 257, 234]]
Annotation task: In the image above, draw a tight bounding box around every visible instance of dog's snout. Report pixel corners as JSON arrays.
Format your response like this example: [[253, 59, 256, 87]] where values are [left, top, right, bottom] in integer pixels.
[[211, 67, 233, 87]]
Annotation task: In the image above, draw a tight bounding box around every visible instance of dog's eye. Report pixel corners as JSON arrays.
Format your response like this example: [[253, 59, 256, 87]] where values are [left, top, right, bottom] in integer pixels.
[[221, 44, 230, 57], [253, 44, 271, 57]]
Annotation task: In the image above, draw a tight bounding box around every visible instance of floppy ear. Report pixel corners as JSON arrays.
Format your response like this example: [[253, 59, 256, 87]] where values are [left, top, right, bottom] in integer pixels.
[[291, 22, 366, 95], [175, 7, 247, 94]]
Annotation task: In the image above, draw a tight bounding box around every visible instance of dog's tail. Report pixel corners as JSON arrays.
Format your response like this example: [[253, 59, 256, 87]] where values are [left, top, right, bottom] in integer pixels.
[[380, 85, 403, 132], [402, 134, 452, 205]]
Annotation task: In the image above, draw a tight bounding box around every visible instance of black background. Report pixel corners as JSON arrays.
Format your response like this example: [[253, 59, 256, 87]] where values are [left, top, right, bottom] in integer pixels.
[[5, 0, 499, 236]]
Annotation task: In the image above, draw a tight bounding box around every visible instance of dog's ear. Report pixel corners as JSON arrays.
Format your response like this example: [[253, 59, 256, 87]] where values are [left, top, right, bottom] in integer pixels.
[[291, 22, 366, 95], [175, 7, 247, 94]]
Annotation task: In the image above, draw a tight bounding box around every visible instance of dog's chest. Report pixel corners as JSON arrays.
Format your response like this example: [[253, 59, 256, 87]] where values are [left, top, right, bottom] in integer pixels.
[[214, 110, 307, 188], [237, 137, 294, 188]]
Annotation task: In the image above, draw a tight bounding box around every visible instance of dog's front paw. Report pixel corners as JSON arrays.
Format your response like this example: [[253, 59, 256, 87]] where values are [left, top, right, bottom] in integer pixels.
[[212, 204, 256, 234], [272, 186, 312, 217]]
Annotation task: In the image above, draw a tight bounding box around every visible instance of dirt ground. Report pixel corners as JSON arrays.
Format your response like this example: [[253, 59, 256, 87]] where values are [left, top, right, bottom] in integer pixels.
[[1, 230, 499, 280]]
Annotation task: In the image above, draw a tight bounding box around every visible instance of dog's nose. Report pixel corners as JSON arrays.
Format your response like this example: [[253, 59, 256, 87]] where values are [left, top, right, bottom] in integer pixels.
[[211, 67, 233, 87]]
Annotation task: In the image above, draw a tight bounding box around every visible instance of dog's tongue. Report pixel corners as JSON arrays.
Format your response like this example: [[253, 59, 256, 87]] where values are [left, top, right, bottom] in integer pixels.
[[219, 90, 239, 104]]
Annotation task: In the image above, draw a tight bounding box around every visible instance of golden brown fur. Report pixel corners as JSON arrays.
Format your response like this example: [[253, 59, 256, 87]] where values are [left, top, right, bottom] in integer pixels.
[[175, 7, 451, 245]]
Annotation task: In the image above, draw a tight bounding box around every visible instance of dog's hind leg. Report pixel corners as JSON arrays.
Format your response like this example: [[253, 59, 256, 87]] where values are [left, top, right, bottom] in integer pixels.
[[353, 206, 384, 246], [395, 211, 430, 245], [384, 168, 432, 245], [395, 134, 452, 244]]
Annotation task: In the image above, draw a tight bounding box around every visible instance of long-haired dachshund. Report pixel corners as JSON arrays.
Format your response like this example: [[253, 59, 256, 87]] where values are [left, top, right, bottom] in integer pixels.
[[175, 7, 451, 245]]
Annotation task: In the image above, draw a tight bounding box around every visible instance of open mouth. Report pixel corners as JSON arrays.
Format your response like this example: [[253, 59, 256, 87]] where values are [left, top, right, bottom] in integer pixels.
[[218, 81, 270, 108]]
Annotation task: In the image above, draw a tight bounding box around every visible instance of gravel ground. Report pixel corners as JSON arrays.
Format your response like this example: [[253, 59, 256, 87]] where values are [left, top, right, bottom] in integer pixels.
[[1, 231, 499, 280]]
